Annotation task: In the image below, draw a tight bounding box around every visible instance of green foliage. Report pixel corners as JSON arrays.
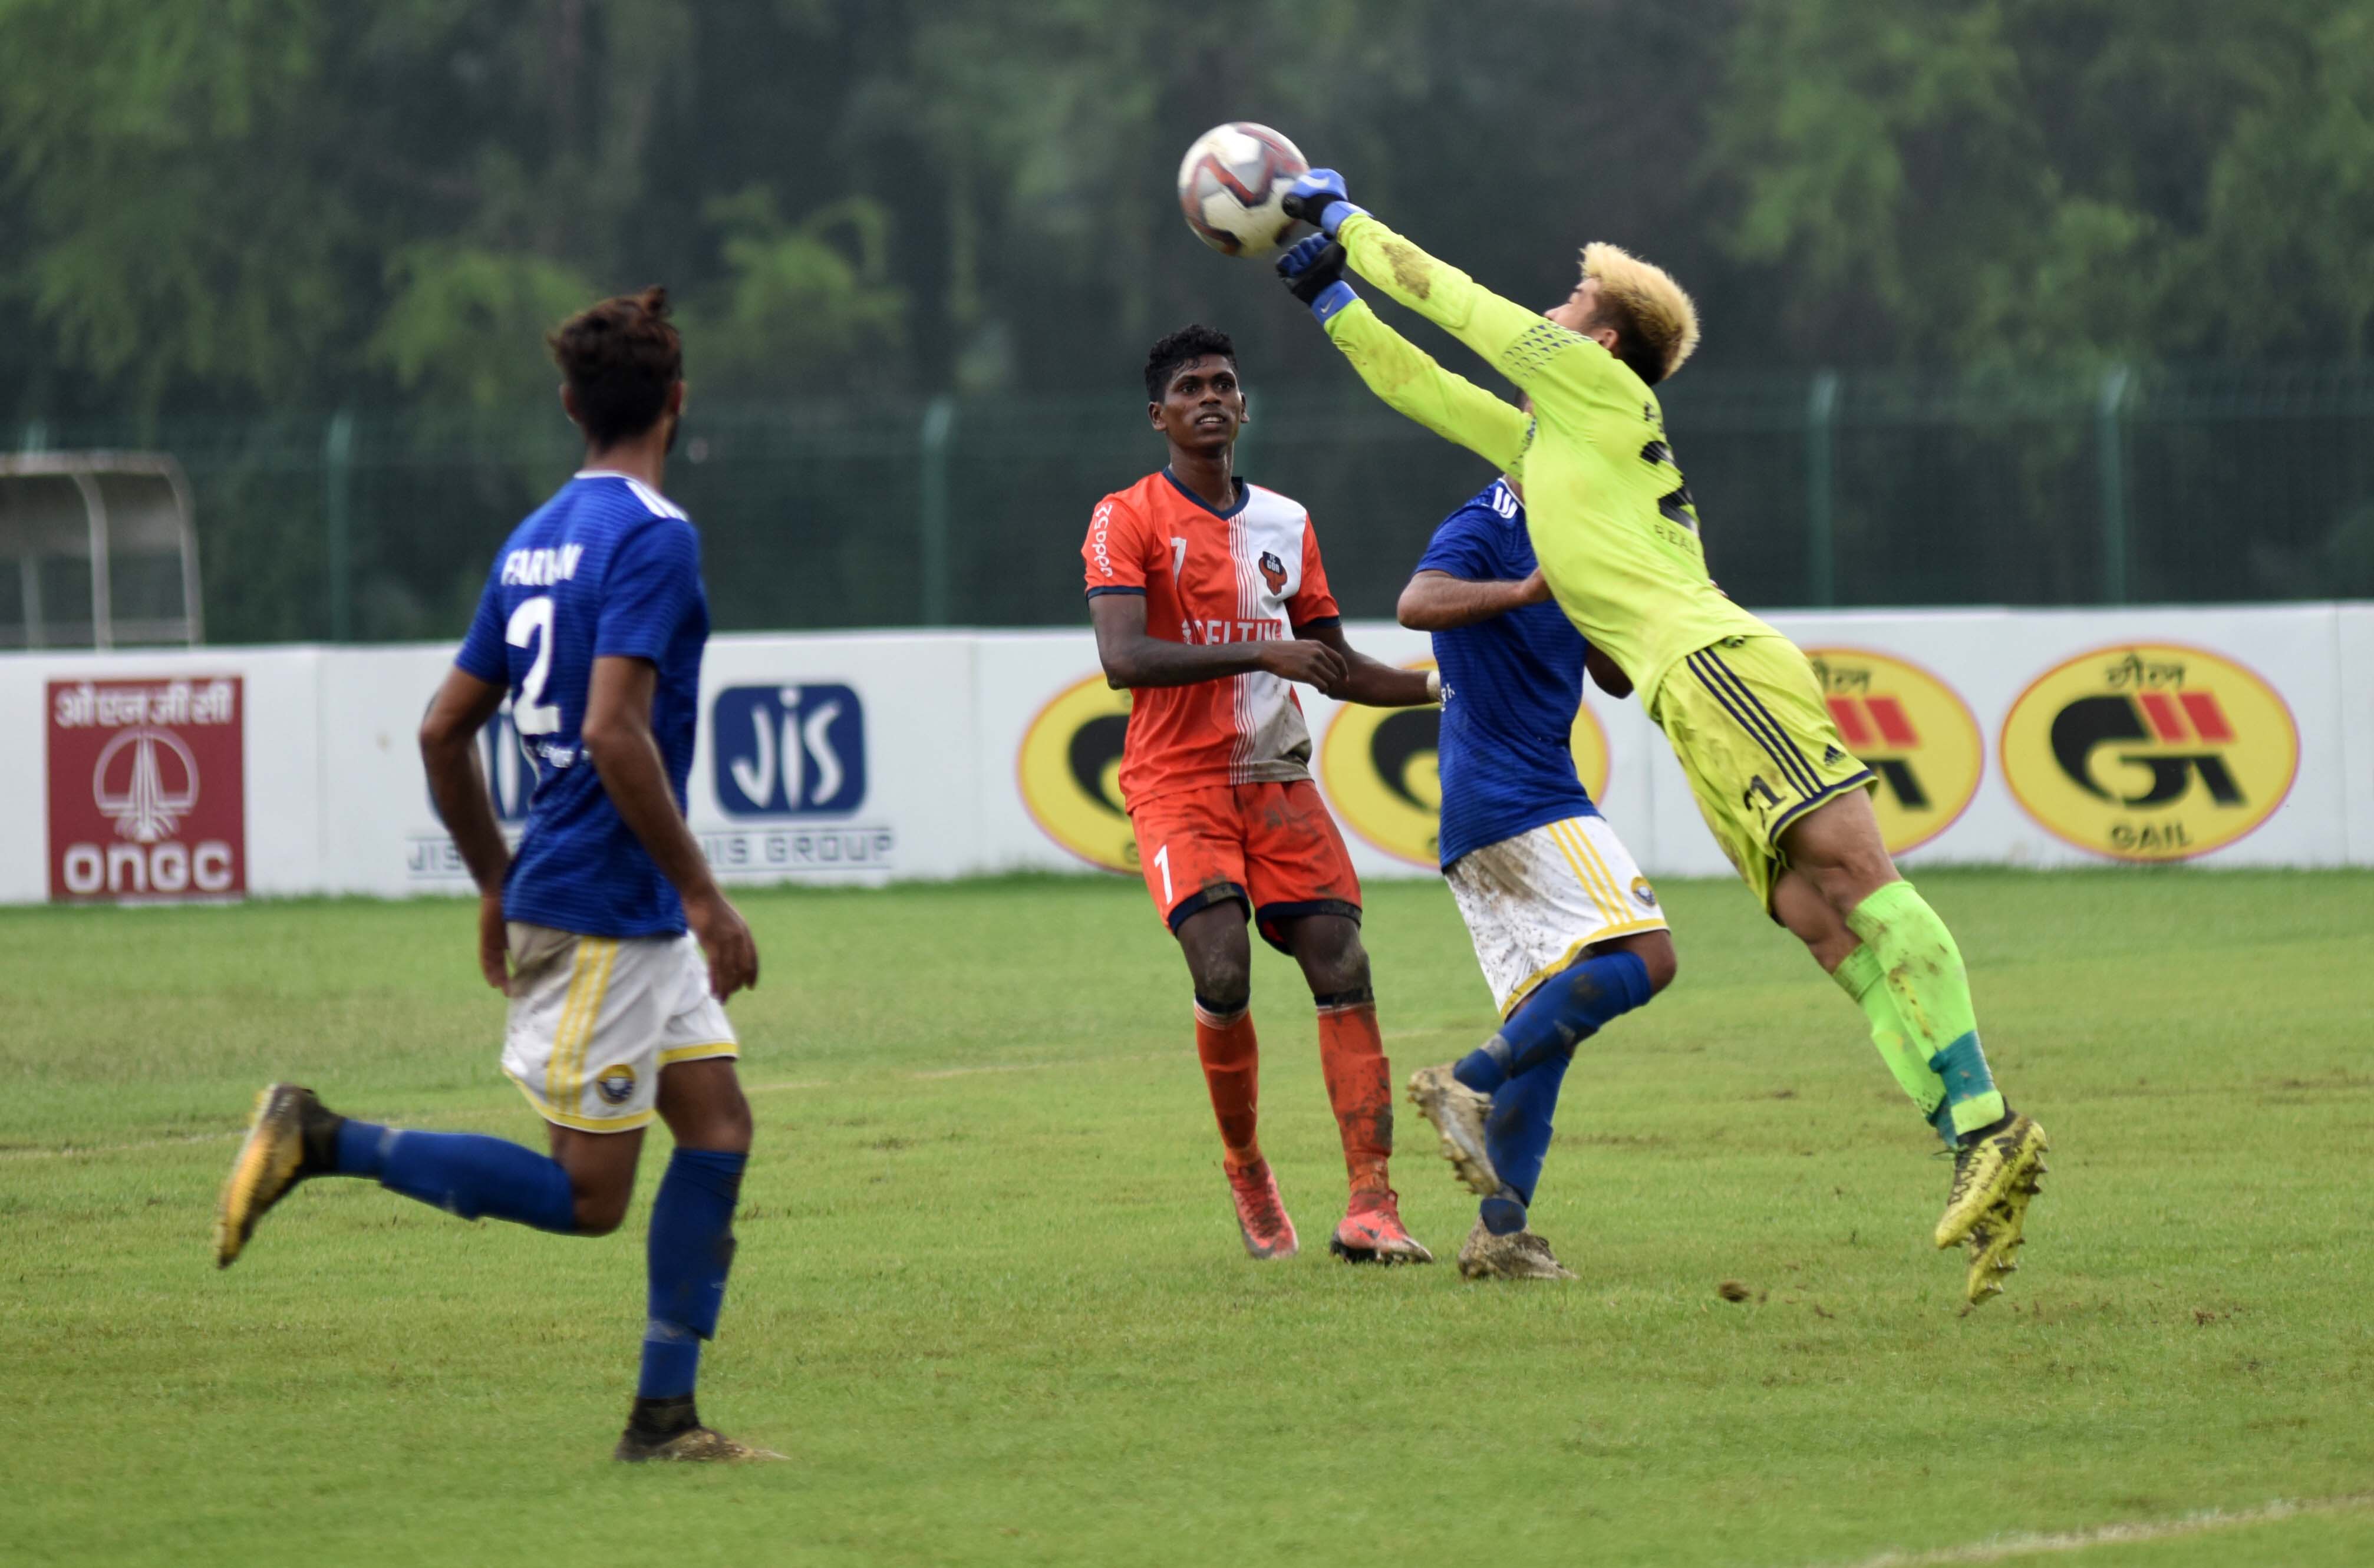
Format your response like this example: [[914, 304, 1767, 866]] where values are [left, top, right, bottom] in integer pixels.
[[5, 872, 2374, 1563], [687, 190, 906, 396], [370, 244, 598, 407], [3, 0, 2371, 416], [1712, 0, 2374, 364]]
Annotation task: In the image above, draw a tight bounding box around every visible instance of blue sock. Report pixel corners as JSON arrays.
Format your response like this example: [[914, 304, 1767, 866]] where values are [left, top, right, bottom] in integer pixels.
[[638, 1148, 748, 1401], [342, 1121, 577, 1234], [1479, 1048, 1571, 1233], [1456, 950, 1653, 1095]]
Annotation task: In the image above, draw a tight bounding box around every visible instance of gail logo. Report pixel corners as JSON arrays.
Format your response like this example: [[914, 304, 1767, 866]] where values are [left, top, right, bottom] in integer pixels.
[[713, 684, 866, 817]]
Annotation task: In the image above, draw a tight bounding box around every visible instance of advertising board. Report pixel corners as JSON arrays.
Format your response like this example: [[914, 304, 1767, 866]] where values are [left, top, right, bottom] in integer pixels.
[[0, 603, 2365, 906]]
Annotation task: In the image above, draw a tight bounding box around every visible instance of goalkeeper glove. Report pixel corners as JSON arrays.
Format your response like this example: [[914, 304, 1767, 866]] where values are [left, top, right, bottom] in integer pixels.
[[1275, 235, 1356, 323], [1281, 169, 1367, 238]]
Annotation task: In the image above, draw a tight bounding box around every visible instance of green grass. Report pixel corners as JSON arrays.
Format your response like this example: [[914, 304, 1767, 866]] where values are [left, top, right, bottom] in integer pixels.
[[4, 870, 2372, 1567]]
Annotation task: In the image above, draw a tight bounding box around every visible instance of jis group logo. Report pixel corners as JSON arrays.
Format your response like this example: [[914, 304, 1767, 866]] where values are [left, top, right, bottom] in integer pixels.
[[713, 684, 868, 817]]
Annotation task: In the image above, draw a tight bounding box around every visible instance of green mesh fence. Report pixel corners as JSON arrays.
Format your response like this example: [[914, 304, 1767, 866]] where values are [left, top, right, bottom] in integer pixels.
[[12, 364, 2373, 648]]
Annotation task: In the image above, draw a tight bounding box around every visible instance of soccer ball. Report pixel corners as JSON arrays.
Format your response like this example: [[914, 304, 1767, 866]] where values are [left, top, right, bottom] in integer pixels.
[[1176, 122, 1309, 258]]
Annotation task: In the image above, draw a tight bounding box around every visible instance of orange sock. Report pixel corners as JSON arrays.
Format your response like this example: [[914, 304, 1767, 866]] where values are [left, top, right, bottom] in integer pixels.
[[1315, 989, 1392, 1193], [1194, 1001, 1262, 1171]]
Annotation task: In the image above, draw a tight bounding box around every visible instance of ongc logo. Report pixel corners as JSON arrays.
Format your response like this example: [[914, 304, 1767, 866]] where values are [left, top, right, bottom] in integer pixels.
[[713, 684, 867, 816], [48, 676, 246, 901], [1017, 675, 1136, 872], [2001, 643, 2297, 860], [1320, 659, 1610, 867], [1804, 648, 1983, 855]]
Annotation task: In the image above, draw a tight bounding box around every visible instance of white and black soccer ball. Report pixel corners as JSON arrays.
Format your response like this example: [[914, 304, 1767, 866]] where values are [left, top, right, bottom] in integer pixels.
[[1175, 121, 1310, 258]]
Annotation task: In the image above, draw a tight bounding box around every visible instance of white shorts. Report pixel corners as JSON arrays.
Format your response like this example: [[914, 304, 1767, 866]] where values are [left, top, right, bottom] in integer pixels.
[[500, 922, 738, 1134], [1445, 815, 1668, 1017]]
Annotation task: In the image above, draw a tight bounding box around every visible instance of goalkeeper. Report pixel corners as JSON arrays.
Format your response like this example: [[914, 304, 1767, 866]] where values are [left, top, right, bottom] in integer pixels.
[[1273, 172, 2048, 1306]]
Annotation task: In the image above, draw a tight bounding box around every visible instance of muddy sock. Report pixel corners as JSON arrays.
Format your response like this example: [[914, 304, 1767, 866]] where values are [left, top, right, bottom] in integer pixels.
[[1482, 1047, 1568, 1232], [1194, 997, 1262, 1170], [1456, 949, 1652, 1094], [1844, 881, 2006, 1141], [1832, 943, 1952, 1144], [1314, 988, 1393, 1193]]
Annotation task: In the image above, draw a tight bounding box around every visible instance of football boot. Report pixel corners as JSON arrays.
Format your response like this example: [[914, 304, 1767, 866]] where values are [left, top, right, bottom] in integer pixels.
[[214, 1082, 340, 1268], [1226, 1159, 1298, 1260], [1935, 1112, 2049, 1250], [1455, 1219, 1577, 1281], [1406, 1063, 1498, 1197], [1330, 1188, 1432, 1264]]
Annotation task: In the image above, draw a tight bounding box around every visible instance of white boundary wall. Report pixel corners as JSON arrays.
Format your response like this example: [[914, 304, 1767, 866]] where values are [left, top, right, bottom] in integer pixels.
[[4, 603, 2369, 906]]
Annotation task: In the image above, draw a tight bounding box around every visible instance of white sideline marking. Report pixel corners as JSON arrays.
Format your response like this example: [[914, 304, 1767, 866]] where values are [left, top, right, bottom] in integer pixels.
[[1812, 1492, 2373, 1566]]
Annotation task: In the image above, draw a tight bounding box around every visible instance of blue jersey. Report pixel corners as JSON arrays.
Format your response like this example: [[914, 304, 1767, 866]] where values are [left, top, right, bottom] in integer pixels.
[[1415, 479, 1599, 868], [455, 470, 710, 938]]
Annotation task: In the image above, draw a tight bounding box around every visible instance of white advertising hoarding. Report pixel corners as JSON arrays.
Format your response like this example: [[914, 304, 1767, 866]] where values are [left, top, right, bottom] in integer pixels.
[[2, 603, 2367, 907]]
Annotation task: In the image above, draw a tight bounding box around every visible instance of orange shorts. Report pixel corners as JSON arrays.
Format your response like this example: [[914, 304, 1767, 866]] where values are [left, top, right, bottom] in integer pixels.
[[1129, 780, 1362, 952]]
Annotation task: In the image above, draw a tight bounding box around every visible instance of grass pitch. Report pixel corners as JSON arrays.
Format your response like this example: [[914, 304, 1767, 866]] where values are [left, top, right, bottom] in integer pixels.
[[5, 869, 2371, 1567]]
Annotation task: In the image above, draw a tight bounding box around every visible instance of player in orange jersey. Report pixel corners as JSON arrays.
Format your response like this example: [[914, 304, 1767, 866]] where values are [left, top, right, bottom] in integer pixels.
[[1083, 324, 1440, 1265]]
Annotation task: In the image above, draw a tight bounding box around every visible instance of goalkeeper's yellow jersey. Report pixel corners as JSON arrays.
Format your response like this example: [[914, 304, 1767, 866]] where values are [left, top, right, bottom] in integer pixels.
[[1324, 213, 1772, 707]]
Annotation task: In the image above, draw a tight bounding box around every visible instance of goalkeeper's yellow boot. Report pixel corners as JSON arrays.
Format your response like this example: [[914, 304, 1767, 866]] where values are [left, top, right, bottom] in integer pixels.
[[213, 1082, 339, 1268], [1934, 1112, 2048, 1251], [1960, 1172, 2046, 1307]]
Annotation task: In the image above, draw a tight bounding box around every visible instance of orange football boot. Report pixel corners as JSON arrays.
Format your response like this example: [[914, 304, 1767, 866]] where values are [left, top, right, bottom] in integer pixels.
[[1226, 1160, 1298, 1260], [1330, 1188, 1434, 1265]]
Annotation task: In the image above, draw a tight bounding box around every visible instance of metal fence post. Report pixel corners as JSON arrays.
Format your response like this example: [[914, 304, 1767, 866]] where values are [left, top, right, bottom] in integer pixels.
[[2097, 365, 2131, 605], [919, 395, 956, 626], [1806, 369, 1839, 606], [324, 409, 356, 642]]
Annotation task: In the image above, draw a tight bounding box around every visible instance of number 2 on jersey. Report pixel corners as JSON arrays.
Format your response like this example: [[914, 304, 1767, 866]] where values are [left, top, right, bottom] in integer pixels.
[[506, 595, 562, 735]]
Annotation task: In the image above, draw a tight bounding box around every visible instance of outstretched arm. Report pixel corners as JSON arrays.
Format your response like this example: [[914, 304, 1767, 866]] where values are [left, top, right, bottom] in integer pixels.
[[1332, 213, 1574, 393], [1300, 622, 1435, 708], [1397, 567, 1550, 631], [1326, 300, 1533, 474]]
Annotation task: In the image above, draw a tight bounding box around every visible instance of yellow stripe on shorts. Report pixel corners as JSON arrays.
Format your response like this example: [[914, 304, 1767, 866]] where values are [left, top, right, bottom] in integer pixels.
[[550, 938, 616, 1114], [1571, 824, 1633, 919], [1545, 820, 1614, 924], [1554, 819, 1625, 922]]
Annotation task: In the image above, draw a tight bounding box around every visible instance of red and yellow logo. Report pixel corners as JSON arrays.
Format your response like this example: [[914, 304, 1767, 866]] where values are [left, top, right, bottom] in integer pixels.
[[1802, 648, 1983, 856], [1017, 674, 1136, 873], [2000, 643, 2297, 861], [1320, 659, 1610, 868]]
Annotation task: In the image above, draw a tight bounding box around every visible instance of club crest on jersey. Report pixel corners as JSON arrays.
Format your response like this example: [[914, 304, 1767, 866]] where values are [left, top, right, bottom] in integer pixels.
[[594, 1064, 637, 1106], [1258, 550, 1287, 595]]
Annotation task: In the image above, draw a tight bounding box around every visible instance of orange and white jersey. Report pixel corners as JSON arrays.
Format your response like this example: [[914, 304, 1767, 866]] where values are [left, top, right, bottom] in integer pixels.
[[1082, 470, 1343, 811]]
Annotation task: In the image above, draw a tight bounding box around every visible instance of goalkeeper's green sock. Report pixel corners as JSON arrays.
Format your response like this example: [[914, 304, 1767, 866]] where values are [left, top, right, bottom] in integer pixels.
[[1832, 943, 1951, 1144], [1845, 880, 2006, 1142]]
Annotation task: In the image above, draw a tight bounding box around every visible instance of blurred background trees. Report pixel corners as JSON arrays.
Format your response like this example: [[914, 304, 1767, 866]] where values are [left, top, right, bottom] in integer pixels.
[[5, 0, 2366, 425]]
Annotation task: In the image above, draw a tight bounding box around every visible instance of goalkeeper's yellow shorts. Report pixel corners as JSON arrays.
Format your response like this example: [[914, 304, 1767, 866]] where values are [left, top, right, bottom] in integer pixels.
[[1650, 635, 1877, 913]]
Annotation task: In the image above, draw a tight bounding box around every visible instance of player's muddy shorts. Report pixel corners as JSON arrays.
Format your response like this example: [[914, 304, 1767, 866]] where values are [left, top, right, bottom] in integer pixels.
[[1650, 635, 1877, 913], [1445, 814, 1667, 1018], [500, 922, 738, 1134], [1129, 778, 1361, 952]]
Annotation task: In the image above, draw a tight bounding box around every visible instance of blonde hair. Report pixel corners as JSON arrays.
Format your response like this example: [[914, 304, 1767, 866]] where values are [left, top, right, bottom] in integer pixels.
[[1580, 242, 1700, 385]]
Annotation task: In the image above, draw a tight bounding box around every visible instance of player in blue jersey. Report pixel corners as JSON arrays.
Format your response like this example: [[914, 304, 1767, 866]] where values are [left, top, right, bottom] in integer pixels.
[[213, 288, 774, 1463], [1393, 474, 1678, 1280]]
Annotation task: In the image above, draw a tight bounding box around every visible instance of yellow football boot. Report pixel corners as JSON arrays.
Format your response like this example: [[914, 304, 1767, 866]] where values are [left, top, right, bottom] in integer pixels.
[[1934, 1112, 2048, 1251], [213, 1082, 334, 1267]]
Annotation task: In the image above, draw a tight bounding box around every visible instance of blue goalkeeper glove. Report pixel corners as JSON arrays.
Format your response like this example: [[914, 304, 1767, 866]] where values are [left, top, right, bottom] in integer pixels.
[[1275, 235, 1357, 324], [1281, 169, 1367, 238]]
